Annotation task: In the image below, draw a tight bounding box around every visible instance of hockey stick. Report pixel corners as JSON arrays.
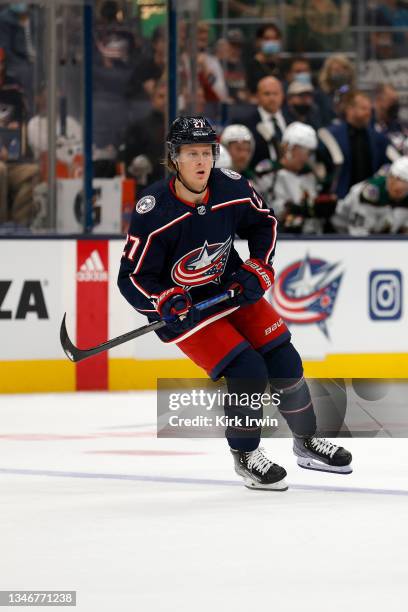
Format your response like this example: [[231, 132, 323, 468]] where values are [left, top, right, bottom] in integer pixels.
[[60, 290, 237, 363]]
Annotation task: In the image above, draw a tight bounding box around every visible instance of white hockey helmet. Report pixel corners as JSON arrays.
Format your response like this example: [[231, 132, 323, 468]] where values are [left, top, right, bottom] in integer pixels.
[[214, 143, 233, 169], [282, 122, 318, 150], [389, 156, 408, 182], [221, 124, 255, 153]]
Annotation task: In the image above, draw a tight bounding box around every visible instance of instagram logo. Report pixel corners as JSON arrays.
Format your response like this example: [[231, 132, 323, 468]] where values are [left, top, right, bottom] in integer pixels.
[[369, 271, 402, 321]]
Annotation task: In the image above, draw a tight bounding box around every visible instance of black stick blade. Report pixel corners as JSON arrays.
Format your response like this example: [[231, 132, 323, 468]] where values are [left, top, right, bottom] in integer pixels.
[[60, 313, 81, 362]]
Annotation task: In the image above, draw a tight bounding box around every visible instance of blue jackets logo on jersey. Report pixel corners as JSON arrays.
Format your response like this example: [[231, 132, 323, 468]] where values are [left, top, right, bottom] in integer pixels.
[[136, 195, 156, 214], [172, 236, 232, 289]]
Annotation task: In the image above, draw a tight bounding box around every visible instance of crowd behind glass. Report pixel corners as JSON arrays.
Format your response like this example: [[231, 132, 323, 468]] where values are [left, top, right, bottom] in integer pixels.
[[1, 0, 408, 235]]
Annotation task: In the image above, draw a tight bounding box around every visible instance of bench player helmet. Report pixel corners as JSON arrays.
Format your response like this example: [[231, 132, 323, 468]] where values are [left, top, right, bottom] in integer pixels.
[[282, 122, 318, 150], [167, 116, 220, 162], [389, 156, 408, 183], [220, 124, 255, 155]]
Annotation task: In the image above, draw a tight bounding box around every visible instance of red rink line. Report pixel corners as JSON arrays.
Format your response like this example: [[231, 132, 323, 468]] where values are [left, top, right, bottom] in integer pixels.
[[86, 450, 206, 456], [0, 432, 156, 441]]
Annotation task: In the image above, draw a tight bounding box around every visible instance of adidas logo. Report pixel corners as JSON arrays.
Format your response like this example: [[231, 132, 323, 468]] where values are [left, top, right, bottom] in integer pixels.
[[77, 250, 108, 282]]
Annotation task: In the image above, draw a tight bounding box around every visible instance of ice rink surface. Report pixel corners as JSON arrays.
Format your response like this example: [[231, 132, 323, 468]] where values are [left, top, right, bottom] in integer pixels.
[[1, 391, 407, 611]]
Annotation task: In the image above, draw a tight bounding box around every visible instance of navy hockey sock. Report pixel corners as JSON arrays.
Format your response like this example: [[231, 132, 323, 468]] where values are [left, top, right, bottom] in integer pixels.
[[264, 341, 317, 437], [222, 348, 269, 452]]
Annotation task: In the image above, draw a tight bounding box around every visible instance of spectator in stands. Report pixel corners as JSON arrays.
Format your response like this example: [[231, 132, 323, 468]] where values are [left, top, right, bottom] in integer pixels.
[[127, 25, 165, 100], [197, 21, 228, 106], [93, 3, 139, 149], [245, 23, 284, 95], [224, 1, 264, 18], [316, 54, 356, 125], [373, 84, 408, 156], [95, 1, 136, 69], [239, 75, 286, 168], [374, 84, 403, 135], [0, 3, 37, 112], [0, 47, 39, 226], [220, 124, 254, 176], [285, 56, 313, 88], [216, 29, 248, 103], [119, 80, 166, 190], [320, 90, 398, 199], [375, 0, 408, 54], [283, 80, 322, 130], [289, 0, 352, 53]]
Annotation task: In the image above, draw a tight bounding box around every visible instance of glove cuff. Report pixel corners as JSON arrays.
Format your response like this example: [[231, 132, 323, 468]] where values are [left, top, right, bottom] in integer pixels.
[[241, 258, 274, 291], [156, 287, 191, 317]]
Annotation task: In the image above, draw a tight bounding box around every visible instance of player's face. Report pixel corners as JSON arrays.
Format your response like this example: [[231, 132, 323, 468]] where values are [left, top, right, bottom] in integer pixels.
[[177, 144, 213, 189], [290, 145, 311, 171], [387, 175, 408, 200], [228, 141, 252, 172]]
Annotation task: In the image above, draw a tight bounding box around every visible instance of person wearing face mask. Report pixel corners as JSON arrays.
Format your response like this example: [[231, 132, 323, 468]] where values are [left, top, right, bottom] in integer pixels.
[[316, 54, 356, 126], [285, 57, 313, 87], [373, 84, 408, 154], [283, 80, 322, 130], [246, 23, 284, 96]]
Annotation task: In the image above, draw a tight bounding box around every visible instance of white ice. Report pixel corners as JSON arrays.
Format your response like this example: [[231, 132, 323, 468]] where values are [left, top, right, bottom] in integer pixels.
[[1, 391, 407, 611]]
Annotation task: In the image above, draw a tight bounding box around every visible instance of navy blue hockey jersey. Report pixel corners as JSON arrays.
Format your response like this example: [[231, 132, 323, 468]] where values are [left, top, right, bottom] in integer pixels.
[[118, 168, 278, 341]]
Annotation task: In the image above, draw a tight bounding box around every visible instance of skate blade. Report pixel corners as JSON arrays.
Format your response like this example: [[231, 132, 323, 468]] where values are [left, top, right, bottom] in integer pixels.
[[243, 476, 289, 491], [297, 457, 352, 474]]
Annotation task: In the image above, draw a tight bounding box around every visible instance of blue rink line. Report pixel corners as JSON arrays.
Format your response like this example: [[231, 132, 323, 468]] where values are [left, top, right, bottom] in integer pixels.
[[0, 467, 408, 497]]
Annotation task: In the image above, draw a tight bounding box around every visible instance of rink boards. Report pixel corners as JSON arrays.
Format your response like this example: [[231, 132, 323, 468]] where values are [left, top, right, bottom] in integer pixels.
[[0, 236, 407, 393]]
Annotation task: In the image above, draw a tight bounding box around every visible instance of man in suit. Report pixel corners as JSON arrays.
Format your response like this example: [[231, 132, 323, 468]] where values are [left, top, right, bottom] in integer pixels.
[[239, 76, 286, 169], [319, 90, 399, 199]]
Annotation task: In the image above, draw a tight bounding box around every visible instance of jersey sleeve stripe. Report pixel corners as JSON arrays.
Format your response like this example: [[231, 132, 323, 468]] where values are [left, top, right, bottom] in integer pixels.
[[130, 275, 154, 300], [135, 307, 157, 313], [211, 197, 251, 211], [264, 216, 277, 264], [249, 200, 270, 213], [133, 211, 192, 274]]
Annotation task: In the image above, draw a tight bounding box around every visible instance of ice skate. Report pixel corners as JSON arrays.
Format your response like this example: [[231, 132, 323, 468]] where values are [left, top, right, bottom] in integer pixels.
[[293, 436, 352, 474], [231, 447, 288, 490]]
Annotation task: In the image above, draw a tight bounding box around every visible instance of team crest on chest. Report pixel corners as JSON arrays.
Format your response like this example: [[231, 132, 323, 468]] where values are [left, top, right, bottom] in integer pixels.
[[136, 195, 156, 214], [172, 236, 232, 289], [220, 168, 241, 180]]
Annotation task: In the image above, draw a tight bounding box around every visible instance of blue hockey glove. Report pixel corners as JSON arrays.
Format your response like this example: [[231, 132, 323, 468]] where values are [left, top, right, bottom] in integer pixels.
[[224, 259, 275, 306], [156, 287, 199, 334]]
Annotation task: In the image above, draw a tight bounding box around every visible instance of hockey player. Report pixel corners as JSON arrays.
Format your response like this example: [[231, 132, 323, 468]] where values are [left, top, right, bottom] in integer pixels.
[[118, 116, 352, 491], [252, 122, 337, 233], [334, 156, 408, 234], [220, 124, 255, 177]]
